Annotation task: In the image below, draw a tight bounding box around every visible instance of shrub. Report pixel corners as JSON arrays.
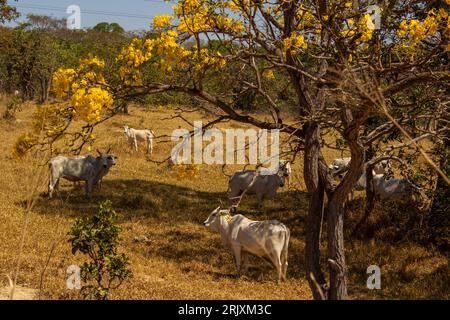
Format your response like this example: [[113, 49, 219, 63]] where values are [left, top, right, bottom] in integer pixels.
[[68, 200, 132, 300]]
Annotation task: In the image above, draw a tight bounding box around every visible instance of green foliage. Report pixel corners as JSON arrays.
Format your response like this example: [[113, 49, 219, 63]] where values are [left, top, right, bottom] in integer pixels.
[[68, 200, 132, 300], [93, 22, 125, 33], [3, 94, 22, 119], [0, 0, 19, 24]]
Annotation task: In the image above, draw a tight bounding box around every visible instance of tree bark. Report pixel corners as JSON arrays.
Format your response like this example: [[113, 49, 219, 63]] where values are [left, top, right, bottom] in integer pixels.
[[327, 194, 348, 299], [303, 121, 327, 299]]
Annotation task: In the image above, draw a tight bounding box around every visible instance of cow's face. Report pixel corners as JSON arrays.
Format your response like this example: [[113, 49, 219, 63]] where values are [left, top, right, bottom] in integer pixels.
[[203, 206, 220, 231], [123, 125, 129, 134], [97, 154, 116, 169], [203, 206, 232, 232], [279, 161, 291, 177], [106, 155, 117, 167]]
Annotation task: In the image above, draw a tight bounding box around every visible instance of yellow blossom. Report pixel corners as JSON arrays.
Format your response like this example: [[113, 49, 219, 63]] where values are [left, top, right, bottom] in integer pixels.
[[263, 69, 275, 80], [153, 14, 172, 29]]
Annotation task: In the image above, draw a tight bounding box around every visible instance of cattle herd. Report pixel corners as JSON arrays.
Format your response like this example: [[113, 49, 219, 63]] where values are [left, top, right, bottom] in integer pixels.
[[46, 125, 418, 282]]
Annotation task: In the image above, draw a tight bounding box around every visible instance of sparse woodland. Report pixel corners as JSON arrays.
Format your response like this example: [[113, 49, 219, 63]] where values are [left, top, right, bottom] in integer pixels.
[[0, 1, 449, 300]]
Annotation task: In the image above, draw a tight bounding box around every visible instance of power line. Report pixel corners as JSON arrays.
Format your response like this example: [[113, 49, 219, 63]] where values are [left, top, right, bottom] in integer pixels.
[[14, 3, 172, 20]]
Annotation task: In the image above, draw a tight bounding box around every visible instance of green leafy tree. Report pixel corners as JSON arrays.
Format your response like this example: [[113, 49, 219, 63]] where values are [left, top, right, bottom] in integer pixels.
[[93, 22, 125, 33], [68, 200, 132, 300], [0, 0, 19, 24]]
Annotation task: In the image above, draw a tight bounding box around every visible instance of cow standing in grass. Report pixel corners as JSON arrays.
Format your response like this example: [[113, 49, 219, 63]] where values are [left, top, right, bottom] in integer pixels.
[[48, 150, 116, 198], [123, 125, 155, 154], [203, 206, 290, 283]]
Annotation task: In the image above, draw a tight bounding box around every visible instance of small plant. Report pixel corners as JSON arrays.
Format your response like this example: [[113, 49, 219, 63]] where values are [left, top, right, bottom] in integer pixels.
[[68, 200, 132, 300], [3, 95, 22, 120]]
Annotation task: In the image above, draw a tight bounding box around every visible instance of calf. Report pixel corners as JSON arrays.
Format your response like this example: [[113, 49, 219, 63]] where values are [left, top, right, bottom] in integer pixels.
[[203, 207, 290, 282]]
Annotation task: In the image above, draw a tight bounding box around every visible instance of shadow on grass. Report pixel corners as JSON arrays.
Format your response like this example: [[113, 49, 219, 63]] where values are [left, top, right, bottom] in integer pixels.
[[24, 179, 309, 281], [22, 179, 309, 232]]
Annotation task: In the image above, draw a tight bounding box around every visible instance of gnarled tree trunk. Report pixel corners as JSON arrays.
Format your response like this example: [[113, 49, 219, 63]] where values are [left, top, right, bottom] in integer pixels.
[[303, 121, 327, 299]]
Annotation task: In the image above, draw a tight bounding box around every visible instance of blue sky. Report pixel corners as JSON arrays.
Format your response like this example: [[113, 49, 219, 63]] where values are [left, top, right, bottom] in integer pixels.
[[7, 0, 174, 31]]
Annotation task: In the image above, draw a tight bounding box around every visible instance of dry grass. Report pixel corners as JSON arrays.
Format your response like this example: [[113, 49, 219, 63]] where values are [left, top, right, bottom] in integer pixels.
[[0, 98, 448, 300]]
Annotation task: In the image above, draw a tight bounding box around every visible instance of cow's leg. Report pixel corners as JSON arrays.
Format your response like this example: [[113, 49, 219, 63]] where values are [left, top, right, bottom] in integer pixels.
[[281, 248, 288, 282], [257, 194, 264, 210], [231, 244, 242, 279], [134, 137, 138, 152], [270, 252, 283, 284], [148, 137, 153, 155], [241, 252, 249, 275], [85, 179, 93, 199], [49, 178, 58, 198], [48, 168, 59, 198]]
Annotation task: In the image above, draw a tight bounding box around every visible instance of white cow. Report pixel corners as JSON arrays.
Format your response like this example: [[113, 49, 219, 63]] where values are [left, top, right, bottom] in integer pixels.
[[228, 163, 287, 209], [203, 207, 290, 282], [123, 125, 155, 154], [338, 171, 417, 200], [372, 174, 417, 199], [330, 157, 392, 199], [48, 152, 116, 198], [329, 157, 391, 176], [279, 160, 292, 187], [73, 152, 117, 189]]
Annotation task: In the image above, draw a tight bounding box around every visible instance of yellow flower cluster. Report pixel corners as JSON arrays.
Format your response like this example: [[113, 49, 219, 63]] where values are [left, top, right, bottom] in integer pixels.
[[51, 68, 77, 99], [172, 164, 200, 178], [262, 69, 275, 80], [192, 48, 226, 72], [153, 30, 191, 72], [118, 38, 153, 68], [397, 9, 448, 42], [296, 6, 317, 27], [174, 0, 244, 35], [117, 38, 154, 86], [78, 56, 106, 70], [153, 14, 172, 29], [71, 87, 113, 123], [283, 33, 307, 56], [355, 14, 375, 45], [51, 55, 114, 123]]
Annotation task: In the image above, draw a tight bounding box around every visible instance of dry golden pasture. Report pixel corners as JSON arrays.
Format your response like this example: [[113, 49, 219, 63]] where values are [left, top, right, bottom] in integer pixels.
[[0, 98, 448, 300]]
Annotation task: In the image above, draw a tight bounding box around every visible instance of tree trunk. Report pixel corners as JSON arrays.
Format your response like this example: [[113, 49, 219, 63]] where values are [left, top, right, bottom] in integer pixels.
[[303, 121, 327, 299], [327, 194, 348, 299], [352, 166, 375, 236]]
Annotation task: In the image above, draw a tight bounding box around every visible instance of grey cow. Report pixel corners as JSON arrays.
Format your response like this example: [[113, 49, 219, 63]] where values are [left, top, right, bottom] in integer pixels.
[[228, 162, 288, 209], [48, 151, 116, 198], [203, 206, 290, 282], [372, 174, 417, 199]]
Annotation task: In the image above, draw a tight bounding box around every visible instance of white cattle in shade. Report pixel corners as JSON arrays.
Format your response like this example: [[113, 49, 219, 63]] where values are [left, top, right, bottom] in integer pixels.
[[228, 169, 285, 209], [372, 174, 416, 199], [329, 157, 391, 176], [203, 207, 290, 282], [123, 125, 155, 154], [48, 152, 116, 198]]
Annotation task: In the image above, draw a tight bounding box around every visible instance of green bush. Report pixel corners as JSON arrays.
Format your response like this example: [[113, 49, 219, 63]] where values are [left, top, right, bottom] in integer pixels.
[[68, 200, 132, 300]]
